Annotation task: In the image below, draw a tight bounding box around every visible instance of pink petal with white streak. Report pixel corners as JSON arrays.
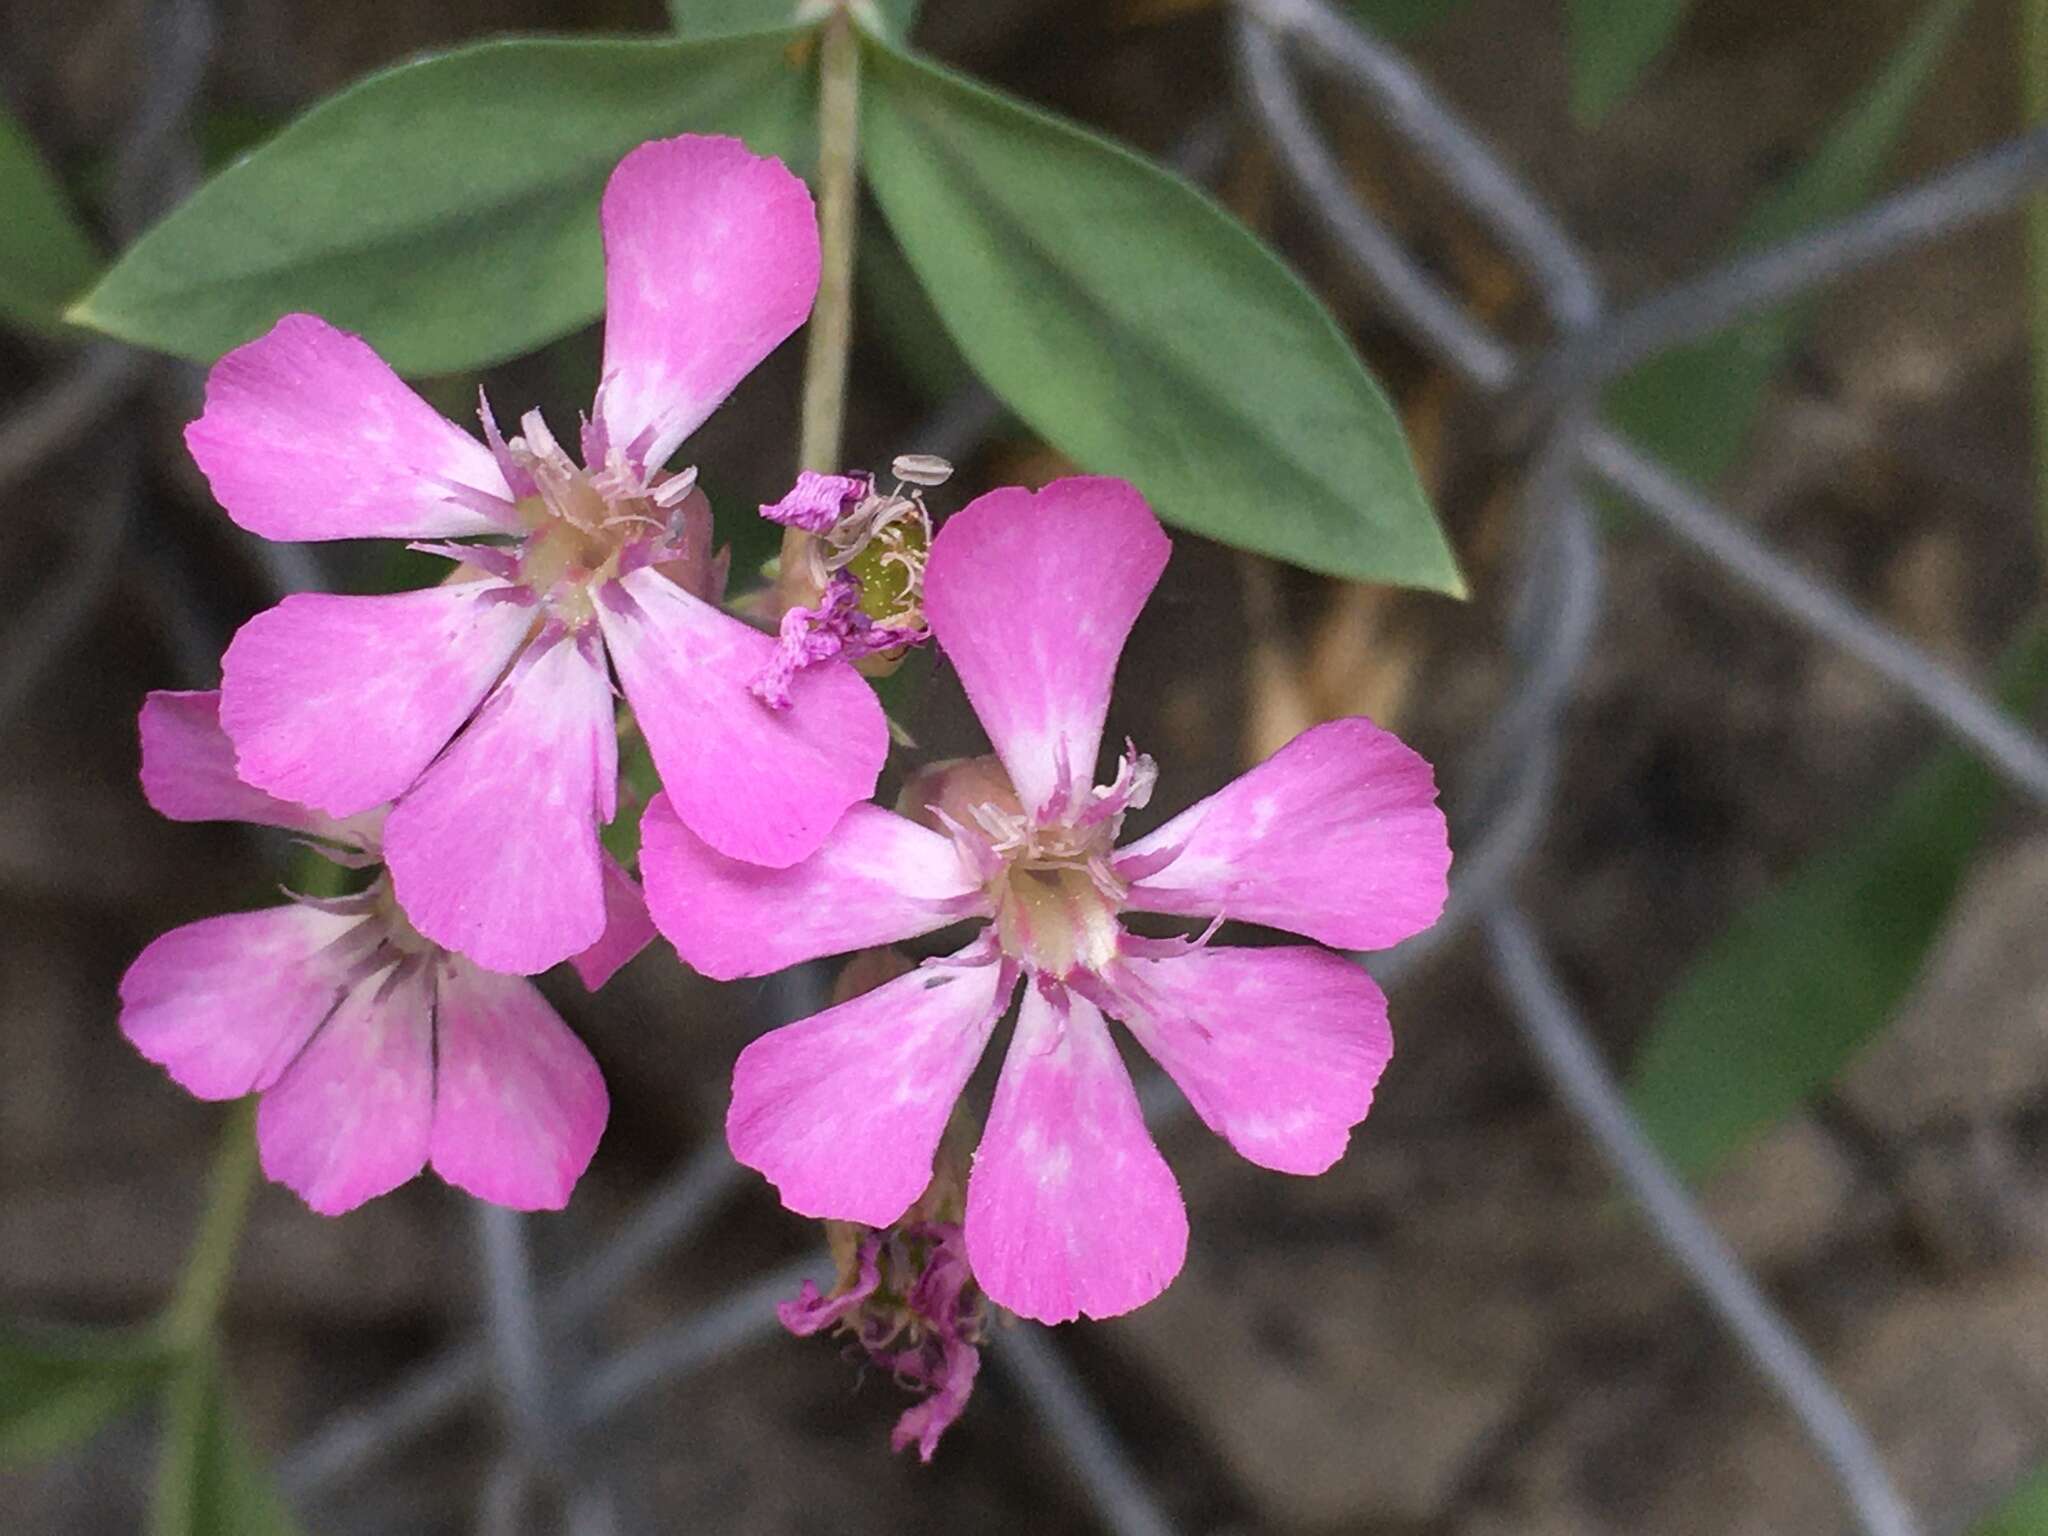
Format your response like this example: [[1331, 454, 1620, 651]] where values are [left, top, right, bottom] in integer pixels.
[[639, 795, 982, 980], [569, 854, 657, 991], [597, 567, 885, 869], [923, 478, 1169, 817], [119, 905, 365, 1100], [140, 690, 356, 843], [727, 951, 1009, 1229], [186, 313, 516, 540], [428, 960, 608, 1210], [257, 965, 434, 1216], [1119, 716, 1450, 951], [219, 582, 534, 819], [965, 983, 1186, 1323], [1111, 944, 1391, 1175], [594, 136, 820, 470], [383, 632, 616, 975]]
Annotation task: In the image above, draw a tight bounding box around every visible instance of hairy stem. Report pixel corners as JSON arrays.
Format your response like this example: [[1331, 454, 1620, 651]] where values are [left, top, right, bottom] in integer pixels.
[[783, 6, 863, 609], [163, 1098, 258, 1349]]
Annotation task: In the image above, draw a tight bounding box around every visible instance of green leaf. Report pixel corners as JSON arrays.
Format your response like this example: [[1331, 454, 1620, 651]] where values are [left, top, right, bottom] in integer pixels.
[[1629, 611, 2048, 1180], [152, 1354, 298, 1536], [1566, 0, 1696, 125], [72, 31, 814, 374], [1607, 0, 1972, 486], [1975, 1464, 2048, 1536], [667, 0, 919, 39], [0, 106, 103, 332], [858, 220, 979, 405], [0, 1321, 172, 1463], [860, 43, 1460, 592], [1346, 0, 1473, 39]]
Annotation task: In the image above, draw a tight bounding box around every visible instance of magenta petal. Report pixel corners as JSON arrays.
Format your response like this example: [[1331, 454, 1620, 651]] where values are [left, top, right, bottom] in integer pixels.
[[139, 690, 356, 842], [639, 795, 982, 980], [965, 984, 1187, 1324], [569, 854, 657, 991], [727, 952, 1010, 1228], [257, 965, 434, 1216], [923, 478, 1169, 817], [186, 314, 516, 540], [383, 633, 616, 975], [1118, 716, 1450, 951], [594, 136, 820, 469], [428, 960, 608, 1211], [219, 583, 535, 819], [119, 905, 364, 1100], [890, 1337, 979, 1463], [1112, 945, 1391, 1175], [597, 568, 885, 869]]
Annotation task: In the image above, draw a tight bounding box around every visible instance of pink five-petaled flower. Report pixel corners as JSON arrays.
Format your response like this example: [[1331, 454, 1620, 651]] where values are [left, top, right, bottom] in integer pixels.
[[637, 477, 1453, 1323], [118, 691, 648, 1214], [185, 134, 887, 978]]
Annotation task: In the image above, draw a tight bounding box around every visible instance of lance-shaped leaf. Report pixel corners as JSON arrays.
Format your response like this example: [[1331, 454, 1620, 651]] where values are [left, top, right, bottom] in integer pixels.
[[0, 107, 102, 333], [0, 1322, 172, 1463], [1629, 611, 2048, 1180], [860, 42, 1460, 592], [71, 31, 814, 373]]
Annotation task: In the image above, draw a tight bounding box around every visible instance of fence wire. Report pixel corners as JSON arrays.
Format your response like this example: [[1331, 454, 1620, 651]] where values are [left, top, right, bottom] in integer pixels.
[[10, 0, 2047, 1531]]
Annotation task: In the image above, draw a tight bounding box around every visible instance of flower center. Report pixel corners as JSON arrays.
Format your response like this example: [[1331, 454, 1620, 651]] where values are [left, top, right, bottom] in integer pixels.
[[496, 408, 702, 626], [907, 747, 1157, 981]]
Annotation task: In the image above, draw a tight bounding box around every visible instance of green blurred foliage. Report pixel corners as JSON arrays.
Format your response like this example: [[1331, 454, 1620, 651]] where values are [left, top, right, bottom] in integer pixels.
[[1606, 0, 1972, 487], [1629, 611, 2048, 1179]]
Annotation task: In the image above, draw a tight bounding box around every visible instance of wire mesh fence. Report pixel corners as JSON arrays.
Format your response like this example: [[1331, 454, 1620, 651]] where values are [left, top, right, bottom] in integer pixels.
[[8, 0, 2048, 1531]]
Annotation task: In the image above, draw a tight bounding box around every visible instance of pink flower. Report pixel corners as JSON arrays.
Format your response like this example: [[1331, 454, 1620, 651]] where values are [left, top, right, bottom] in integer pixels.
[[778, 1220, 985, 1462], [118, 691, 646, 1215], [638, 477, 1452, 1322], [185, 135, 888, 978]]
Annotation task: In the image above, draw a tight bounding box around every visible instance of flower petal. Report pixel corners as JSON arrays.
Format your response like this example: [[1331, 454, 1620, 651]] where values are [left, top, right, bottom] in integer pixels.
[[1118, 716, 1450, 951], [185, 313, 516, 540], [965, 983, 1186, 1323], [568, 853, 657, 992], [139, 689, 358, 843], [428, 960, 608, 1210], [594, 135, 820, 470], [1110, 944, 1391, 1175], [727, 952, 1009, 1229], [219, 582, 535, 819], [119, 905, 365, 1100], [383, 632, 616, 975], [597, 568, 885, 869], [640, 794, 981, 980], [923, 477, 1169, 817], [257, 965, 434, 1216]]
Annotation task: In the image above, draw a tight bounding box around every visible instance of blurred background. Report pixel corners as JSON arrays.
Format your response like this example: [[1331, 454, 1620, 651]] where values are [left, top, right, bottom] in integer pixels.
[[3, 0, 2046, 1532]]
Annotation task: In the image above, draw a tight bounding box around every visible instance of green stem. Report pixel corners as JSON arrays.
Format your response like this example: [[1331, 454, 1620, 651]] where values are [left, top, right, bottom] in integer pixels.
[[162, 1099, 258, 1350], [783, 4, 863, 606]]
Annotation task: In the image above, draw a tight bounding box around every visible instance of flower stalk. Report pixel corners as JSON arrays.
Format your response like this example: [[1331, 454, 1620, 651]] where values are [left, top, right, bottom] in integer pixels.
[[786, 4, 864, 607], [162, 1098, 258, 1349]]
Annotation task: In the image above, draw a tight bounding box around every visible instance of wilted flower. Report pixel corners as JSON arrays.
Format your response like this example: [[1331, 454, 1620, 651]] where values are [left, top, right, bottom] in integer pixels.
[[750, 456, 946, 707], [639, 478, 1451, 1322], [118, 692, 644, 1214], [781, 1219, 986, 1462], [185, 134, 886, 977]]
